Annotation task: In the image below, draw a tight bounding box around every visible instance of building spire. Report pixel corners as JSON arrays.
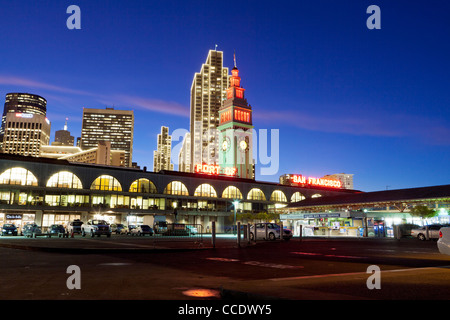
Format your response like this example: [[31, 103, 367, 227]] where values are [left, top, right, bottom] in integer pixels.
[[64, 117, 68, 131], [233, 50, 237, 68]]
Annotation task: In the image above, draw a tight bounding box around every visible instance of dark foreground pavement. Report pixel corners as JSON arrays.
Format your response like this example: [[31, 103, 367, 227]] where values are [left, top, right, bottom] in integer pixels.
[[0, 234, 449, 302]]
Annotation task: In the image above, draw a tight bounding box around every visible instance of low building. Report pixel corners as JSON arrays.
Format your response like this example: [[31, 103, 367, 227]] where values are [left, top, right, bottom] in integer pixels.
[[0, 153, 358, 233]]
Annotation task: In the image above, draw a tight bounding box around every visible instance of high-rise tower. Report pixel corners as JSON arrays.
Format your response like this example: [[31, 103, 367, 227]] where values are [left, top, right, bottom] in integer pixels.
[[188, 50, 230, 171], [80, 107, 134, 167], [153, 126, 174, 172], [217, 57, 254, 179], [0, 93, 47, 150]]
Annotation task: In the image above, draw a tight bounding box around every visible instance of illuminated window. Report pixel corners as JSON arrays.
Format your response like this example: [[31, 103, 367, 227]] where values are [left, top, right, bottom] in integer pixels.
[[270, 190, 287, 202], [129, 178, 157, 193], [247, 188, 266, 201], [46, 171, 82, 189], [291, 192, 306, 202], [222, 186, 243, 199], [164, 181, 189, 196], [194, 184, 217, 197], [311, 194, 322, 198], [90, 175, 122, 191], [0, 167, 38, 186]]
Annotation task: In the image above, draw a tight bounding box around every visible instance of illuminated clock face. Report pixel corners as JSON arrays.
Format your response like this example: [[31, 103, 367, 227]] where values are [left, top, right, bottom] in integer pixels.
[[222, 137, 230, 151], [239, 140, 248, 151]]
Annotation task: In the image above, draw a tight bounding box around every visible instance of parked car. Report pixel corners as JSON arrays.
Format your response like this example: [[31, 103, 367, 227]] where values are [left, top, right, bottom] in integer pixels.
[[67, 219, 84, 234], [22, 223, 45, 238], [127, 225, 137, 235], [130, 224, 153, 236], [47, 224, 67, 238], [249, 223, 293, 241], [81, 220, 111, 237], [111, 223, 128, 234], [411, 224, 447, 241], [186, 225, 198, 235], [396, 224, 420, 238], [153, 221, 168, 234], [437, 227, 450, 255], [1, 223, 18, 236]]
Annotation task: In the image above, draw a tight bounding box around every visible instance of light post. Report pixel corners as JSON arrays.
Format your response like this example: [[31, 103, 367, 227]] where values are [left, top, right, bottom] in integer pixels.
[[233, 200, 239, 235]]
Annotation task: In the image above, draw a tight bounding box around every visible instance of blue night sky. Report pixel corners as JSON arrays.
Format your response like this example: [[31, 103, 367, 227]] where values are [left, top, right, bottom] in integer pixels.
[[0, 0, 449, 192]]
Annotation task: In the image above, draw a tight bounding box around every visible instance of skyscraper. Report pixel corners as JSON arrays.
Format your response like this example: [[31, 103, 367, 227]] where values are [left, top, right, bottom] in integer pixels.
[[178, 132, 191, 173], [80, 107, 134, 167], [153, 126, 174, 172], [52, 118, 74, 146], [2, 112, 51, 157], [188, 49, 230, 171], [1, 93, 47, 150]]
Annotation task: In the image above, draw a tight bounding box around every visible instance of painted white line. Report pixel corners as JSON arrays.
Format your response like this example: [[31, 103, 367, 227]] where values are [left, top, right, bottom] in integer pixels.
[[291, 252, 364, 259], [269, 265, 450, 282]]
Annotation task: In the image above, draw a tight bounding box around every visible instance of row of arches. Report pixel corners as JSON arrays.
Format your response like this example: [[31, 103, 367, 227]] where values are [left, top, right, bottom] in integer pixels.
[[0, 167, 322, 202]]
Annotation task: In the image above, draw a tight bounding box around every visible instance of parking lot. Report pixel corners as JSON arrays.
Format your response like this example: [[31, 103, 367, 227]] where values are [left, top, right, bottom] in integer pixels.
[[1, 233, 450, 302]]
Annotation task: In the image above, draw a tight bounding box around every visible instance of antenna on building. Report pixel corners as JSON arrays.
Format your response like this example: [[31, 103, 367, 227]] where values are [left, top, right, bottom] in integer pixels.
[[64, 117, 68, 131], [215, 44, 218, 51]]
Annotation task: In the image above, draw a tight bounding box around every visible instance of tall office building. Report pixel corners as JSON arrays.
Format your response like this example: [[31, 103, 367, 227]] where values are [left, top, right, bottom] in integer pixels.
[[323, 173, 354, 190], [52, 118, 74, 146], [187, 49, 230, 171], [178, 132, 191, 173], [153, 126, 174, 172], [80, 107, 134, 167], [2, 112, 51, 157], [1, 93, 47, 150]]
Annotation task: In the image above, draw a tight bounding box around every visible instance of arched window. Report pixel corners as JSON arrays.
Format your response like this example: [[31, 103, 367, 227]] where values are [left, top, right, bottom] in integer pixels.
[[247, 188, 266, 201], [291, 192, 306, 202], [90, 175, 122, 191], [270, 190, 287, 202], [222, 186, 243, 199], [129, 178, 157, 193], [311, 194, 322, 198], [46, 171, 83, 189], [164, 181, 189, 196], [194, 184, 217, 197], [0, 167, 38, 186]]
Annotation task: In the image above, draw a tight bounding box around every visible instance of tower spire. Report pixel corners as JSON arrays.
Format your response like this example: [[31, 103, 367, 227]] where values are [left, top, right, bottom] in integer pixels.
[[233, 50, 237, 68]]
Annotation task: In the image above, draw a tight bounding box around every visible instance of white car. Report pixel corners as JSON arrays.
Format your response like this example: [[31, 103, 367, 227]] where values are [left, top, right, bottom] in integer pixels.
[[437, 227, 450, 255], [81, 220, 111, 237], [249, 223, 293, 241], [411, 224, 445, 241]]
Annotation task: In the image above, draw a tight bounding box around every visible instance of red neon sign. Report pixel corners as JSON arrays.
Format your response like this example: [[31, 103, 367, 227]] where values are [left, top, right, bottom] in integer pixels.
[[195, 164, 237, 177], [292, 175, 342, 189]]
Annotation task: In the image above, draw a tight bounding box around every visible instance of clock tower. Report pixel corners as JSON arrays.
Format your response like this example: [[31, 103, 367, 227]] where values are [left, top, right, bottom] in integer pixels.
[[218, 56, 254, 179]]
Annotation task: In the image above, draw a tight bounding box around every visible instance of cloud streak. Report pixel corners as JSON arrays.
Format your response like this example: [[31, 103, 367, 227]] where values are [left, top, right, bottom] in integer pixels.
[[254, 109, 450, 145], [0, 75, 189, 118]]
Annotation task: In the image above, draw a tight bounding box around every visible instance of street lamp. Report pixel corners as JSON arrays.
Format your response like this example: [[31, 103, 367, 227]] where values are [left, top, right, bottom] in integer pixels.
[[233, 200, 239, 235]]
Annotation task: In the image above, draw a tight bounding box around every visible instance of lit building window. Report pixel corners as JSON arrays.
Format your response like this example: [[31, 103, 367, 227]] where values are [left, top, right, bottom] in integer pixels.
[[194, 183, 217, 197], [291, 192, 306, 202], [90, 175, 122, 191], [129, 178, 157, 193], [270, 190, 287, 202], [0, 167, 38, 186], [247, 188, 266, 201], [222, 186, 243, 199], [164, 181, 189, 196], [46, 171, 82, 189]]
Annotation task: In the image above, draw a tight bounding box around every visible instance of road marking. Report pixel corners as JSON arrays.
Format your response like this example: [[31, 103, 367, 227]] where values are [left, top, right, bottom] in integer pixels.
[[291, 252, 364, 259], [243, 261, 303, 269], [206, 257, 240, 262], [269, 265, 450, 282], [206, 258, 303, 269]]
